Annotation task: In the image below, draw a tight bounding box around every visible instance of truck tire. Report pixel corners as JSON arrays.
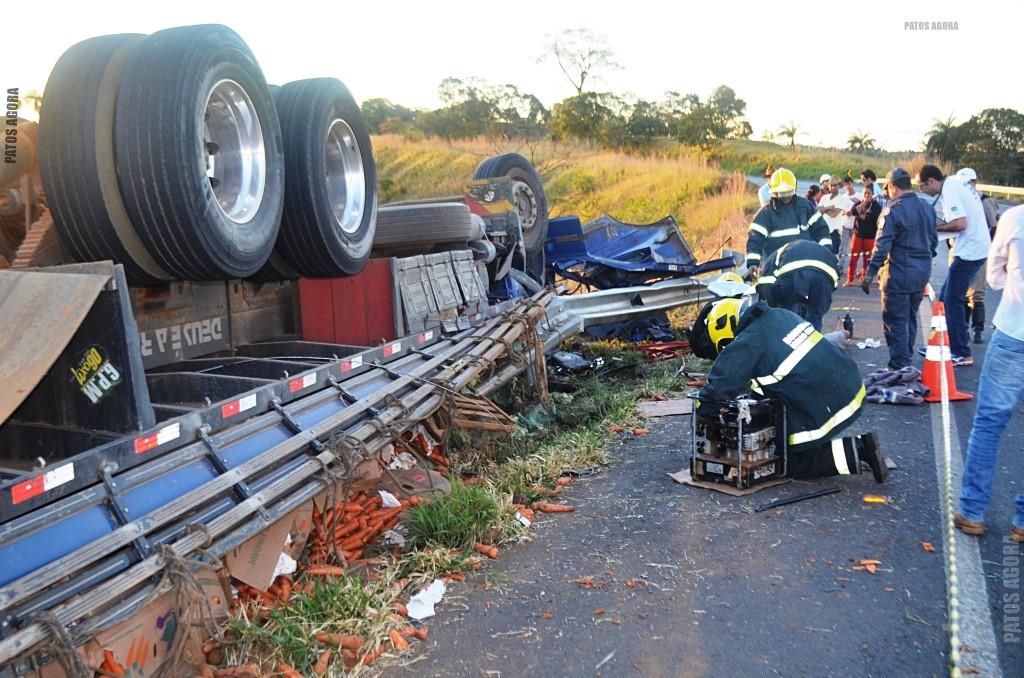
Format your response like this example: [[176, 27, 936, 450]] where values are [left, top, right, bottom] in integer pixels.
[[115, 24, 284, 280], [273, 78, 377, 277], [472, 153, 549, 257], [38, 34, 172, 285], [374, 203, 480, 250]]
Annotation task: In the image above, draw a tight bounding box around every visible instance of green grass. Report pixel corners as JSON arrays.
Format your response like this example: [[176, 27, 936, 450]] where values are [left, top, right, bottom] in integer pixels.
[[712, 138, 950, 183], [402, 480, 500, 550]]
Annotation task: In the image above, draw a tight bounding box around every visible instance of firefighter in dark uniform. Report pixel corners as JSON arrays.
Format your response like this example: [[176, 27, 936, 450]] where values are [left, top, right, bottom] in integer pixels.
[[746, 167, 833, 277], [861, 168, 938, 370], [691, 297, 887, 482], [756, 240, 839, 331]]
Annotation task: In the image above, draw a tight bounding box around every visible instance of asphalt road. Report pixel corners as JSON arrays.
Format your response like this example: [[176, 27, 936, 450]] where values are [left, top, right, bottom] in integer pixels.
[[382, 259, 1023, 677]]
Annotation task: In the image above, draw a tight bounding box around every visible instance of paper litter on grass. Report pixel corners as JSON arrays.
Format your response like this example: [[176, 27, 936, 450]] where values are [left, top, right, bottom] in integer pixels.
[[379, 490, 402, 508]]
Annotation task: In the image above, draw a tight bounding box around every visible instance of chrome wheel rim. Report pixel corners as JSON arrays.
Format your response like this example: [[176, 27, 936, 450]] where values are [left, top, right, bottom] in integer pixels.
[[511, 180, 538, 232], [325, 118, 365, 235], [203, 79, 266, 224]]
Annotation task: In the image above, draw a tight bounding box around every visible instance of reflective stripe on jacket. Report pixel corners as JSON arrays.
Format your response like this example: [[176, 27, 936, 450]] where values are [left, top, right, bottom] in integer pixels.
[[746, 196, 832, 268]]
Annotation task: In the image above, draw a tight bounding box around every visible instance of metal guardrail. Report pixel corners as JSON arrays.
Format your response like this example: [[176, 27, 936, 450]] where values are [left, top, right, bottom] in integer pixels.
[[557, 278, 713, 327], [976, 182, 1024, 201]]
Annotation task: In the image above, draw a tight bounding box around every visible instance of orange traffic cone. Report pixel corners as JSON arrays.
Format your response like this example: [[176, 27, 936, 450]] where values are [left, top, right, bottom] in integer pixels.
[[922, 301, 972, 402]]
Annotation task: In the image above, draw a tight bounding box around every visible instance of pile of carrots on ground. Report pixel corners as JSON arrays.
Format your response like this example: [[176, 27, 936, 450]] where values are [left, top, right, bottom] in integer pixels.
[[305, 489, 422, 566]]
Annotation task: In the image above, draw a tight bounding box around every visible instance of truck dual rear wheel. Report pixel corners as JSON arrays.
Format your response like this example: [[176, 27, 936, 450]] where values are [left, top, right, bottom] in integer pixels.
[[271, 78, 377, 277], [115, 24, 284, 280], [39, 34, 172, 285]]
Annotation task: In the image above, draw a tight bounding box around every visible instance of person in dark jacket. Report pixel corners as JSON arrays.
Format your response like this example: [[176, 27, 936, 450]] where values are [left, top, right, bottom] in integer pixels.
[[862, 168, 939, 369], [692, 298, 886, 482], [746, 168, 833, 277], [756, 239, 838, 331], [846, 186, 882, 286]]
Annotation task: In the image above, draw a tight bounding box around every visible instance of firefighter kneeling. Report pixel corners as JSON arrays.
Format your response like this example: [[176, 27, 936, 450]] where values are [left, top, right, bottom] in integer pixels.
[[691, 296, 887, 482]]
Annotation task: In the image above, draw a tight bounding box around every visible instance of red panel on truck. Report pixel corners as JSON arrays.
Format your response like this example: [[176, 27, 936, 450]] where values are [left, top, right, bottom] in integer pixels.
[[298, 259, 395, 346]]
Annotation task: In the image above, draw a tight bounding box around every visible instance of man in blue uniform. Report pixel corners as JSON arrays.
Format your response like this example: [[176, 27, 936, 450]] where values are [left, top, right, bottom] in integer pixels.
[[746, 168, 833, 278], [861, 168, 938, 369], [691, 297, 886, 482], [755, 239, 839, 331]]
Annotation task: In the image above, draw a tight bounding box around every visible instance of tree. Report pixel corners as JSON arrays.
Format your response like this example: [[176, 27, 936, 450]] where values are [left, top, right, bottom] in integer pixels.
[[777, 122, 801, 146], [658, 86, 751, 149], [847, 131, 876, 152], [538, 28, 621, 95], [923, 114, 965, 163], [485, 85, 549, 140], [548, 92, 620, 142], [959, 108, 1024, 185], [361, 98, 418, 134]]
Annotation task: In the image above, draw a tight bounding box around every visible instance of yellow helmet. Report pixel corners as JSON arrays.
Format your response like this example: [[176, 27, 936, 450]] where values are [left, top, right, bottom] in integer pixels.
[[769, 167, 797, 196], [705, 298, 742, 354]]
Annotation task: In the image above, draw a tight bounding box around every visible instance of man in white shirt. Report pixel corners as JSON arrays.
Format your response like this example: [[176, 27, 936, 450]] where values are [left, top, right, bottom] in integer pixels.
[[955, 205, 1024, 542], [815, 177, 853, 255], [956, 167, 1001, 343], [917, 164, 991, 366]]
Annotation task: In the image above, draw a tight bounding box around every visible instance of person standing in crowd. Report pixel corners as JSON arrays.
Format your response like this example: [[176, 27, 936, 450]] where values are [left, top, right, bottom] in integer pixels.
[[840, 175, 860, 269], [815, 174, 831, 204], [955, 204, 1024, 542], [917, 164, 991, 366], [805, 184, 822, 203], [816, 176, 853, 255], [861, 169, 938, 370], [845, 185, 882, 286], [758, 164, 775, 207], [861, 169, 884, 203], [957, 167, 1000, 343], [745, 168, 832, 277]]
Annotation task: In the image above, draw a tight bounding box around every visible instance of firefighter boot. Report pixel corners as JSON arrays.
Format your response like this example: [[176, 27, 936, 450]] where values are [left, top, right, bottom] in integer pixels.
[[855, 433, 887, 483]]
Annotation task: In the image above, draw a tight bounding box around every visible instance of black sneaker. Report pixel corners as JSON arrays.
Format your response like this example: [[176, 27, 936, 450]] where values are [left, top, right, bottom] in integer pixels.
[[857, 433, 887, 483], [973, 330, 984, 344]]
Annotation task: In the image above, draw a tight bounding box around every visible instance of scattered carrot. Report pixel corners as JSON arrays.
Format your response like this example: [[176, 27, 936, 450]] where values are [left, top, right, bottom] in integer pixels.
[[341, 649, 358, 669], [412, 626, 429, 641], [409, 495, 421, 506], [361, 643, 387, 666], [632, 428, 651, 436], [533, 501, 575, 513], [445, 571, 466, 582], [608, 425, 626, 433], [315, 633, 366, 651], [921, 541, 936, 553], [101, 650, 125, 677], [593, 608, 606, 615], [555, 476, 572, 487], [313, 649, 332, 677], [277, 662, 302, 678], [306, 565, 346, 577], [389, 629, 410, 651], [394, 602, 408, 616], [474, 543, 499, 559]]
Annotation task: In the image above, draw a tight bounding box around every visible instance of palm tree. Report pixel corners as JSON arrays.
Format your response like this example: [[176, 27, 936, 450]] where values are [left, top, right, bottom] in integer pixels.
[[847, 131, 876, 153], [777, 122, 801, 147], [923, 114, 962, 162]]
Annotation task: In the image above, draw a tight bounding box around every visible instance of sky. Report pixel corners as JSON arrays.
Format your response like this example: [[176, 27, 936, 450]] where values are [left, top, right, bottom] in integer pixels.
[[6, 0, 1023, 151]]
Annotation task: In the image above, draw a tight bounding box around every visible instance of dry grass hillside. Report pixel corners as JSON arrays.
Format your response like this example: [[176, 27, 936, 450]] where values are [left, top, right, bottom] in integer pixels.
[[372, 136, 757, 260]]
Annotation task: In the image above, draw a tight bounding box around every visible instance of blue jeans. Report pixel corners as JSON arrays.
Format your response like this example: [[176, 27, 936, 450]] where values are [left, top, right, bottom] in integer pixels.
[[958, 330, 1024, 529], [880, 289, 922, 369], [941, 257, 986, 358]]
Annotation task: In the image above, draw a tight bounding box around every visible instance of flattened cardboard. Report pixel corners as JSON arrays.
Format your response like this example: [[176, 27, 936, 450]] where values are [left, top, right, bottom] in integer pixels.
[[668, 468, 789, 496], [225, 503, 313, 591], [637, 398, 693, 418]]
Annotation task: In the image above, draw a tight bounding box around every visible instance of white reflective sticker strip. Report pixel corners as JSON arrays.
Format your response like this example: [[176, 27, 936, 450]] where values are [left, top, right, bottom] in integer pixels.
[[753, 330, 822, 386], [931, 315, 948, 332], [768, 227, 802, 238], [746, 253, 762, 261], [156, 422, 180, 445], [926, 345, 952, 361], [239, 394, 257, 412], [757, 276, 777, 285], [749, 223, 768, 237], [818, 238, 833, 247], [289, 373, 317, 392], [43, 463, 75, 491], [420, 330, 434, 343], [383, 341, 402, 356], [832, 438, 851, 475]]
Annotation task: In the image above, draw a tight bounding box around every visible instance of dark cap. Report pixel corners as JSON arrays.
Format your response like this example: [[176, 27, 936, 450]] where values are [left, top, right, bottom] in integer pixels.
[[885, 167, 911, 184]]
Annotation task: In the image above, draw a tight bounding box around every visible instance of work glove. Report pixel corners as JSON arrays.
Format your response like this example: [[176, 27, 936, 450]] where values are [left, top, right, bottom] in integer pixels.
[[861, 273, 874, 295]]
